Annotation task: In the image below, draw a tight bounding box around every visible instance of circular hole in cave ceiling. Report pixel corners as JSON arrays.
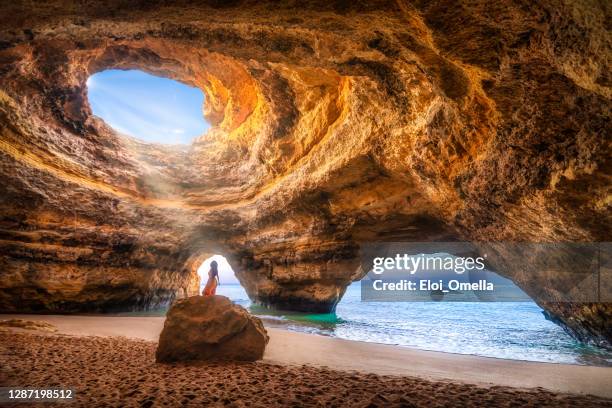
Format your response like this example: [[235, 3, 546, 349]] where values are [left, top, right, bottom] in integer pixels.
[[86, 69, 210, 144]]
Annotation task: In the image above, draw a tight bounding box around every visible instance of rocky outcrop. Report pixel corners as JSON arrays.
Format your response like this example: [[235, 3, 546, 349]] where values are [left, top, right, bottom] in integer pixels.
[[0, 1, 609, 346], [0, 319, 57, 332], [156, 296, 268, 363]]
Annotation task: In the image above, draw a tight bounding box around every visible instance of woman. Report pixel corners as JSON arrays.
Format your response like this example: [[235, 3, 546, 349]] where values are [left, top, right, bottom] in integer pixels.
[[202, 260, 219, 296]]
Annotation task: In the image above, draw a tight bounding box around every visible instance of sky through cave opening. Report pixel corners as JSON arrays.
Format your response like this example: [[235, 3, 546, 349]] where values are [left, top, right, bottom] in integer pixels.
[[86, 69, 210, 144], [197, 255, 240, 293]]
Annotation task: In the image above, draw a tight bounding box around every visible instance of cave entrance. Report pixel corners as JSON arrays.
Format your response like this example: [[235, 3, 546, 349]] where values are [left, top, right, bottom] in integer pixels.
[[86, 69, 210, 144], [196, 255, 250, 307]]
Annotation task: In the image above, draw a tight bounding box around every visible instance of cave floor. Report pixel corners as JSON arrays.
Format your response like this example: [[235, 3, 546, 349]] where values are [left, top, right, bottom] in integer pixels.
[[2, 331, 611, 407], [0, 314, 611, 403]]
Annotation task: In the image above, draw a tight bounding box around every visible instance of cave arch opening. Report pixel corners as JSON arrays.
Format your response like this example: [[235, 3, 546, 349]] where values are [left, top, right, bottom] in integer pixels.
[[86, 69, 210, 144], [196, 255, 249, 306]]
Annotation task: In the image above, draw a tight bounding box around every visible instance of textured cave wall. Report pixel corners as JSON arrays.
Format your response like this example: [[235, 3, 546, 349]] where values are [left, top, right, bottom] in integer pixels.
[[0, 1, 610, 346]]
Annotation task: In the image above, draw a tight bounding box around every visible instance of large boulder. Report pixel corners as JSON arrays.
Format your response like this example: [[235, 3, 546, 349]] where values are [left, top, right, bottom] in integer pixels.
[[155, 295, 269, 363]]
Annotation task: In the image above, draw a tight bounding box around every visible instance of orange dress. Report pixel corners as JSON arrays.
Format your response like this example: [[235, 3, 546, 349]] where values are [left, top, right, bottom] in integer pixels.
[[202, 269, 218, 296]]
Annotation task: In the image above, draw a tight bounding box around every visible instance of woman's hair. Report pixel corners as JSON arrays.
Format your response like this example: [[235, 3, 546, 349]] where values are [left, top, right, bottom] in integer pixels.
[[210, 260, 219, 277]]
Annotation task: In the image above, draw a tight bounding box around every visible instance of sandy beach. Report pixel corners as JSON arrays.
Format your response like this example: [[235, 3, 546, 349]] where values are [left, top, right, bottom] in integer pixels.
[[1, 315, 611, 407]]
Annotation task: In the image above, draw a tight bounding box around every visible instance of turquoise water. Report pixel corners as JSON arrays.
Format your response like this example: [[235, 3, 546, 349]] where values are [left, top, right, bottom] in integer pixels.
[[215, 283, 612, 366]]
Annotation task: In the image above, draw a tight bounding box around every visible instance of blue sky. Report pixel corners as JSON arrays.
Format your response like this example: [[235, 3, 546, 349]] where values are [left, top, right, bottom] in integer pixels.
[[87, 69, 210, 144]]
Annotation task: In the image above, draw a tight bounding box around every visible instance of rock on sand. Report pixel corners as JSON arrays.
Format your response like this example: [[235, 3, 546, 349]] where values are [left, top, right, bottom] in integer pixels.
[[156, 295, 268, 363]]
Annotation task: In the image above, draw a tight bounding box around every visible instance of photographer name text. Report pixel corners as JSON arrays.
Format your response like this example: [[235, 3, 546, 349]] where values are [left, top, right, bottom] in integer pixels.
[[371, 279, 494, 292]]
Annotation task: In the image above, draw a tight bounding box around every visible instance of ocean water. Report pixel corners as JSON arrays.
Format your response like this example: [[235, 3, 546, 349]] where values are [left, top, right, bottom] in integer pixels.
[[214, 283, 612, 366]]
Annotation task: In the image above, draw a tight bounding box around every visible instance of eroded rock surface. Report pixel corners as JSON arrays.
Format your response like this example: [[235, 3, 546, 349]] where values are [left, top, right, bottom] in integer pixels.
[[156, 296, 268, 363], [0, 1, 610, 346], [0, 319, 57, 332]]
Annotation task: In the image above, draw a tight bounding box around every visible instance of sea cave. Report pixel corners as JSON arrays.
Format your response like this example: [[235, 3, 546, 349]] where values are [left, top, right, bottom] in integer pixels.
[[0, 0, 610, 354]]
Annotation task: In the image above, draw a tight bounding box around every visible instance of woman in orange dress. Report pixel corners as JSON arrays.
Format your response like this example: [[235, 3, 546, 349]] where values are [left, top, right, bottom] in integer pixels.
[[202, 260, 219, 296]]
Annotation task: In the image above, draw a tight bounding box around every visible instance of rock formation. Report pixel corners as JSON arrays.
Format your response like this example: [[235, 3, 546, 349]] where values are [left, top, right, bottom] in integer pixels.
[[156, 295, 268, 363], [0, 1, 609, 346], [0, 319, 57, 332]]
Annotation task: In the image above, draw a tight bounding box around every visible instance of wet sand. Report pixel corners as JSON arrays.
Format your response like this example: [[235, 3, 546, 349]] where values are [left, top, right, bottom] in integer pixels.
[[1, 315, 611, 406]]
